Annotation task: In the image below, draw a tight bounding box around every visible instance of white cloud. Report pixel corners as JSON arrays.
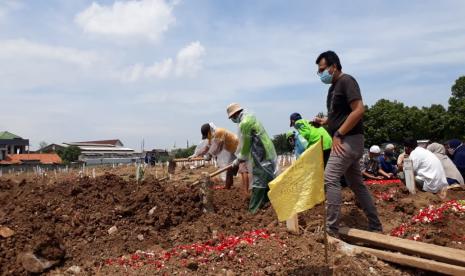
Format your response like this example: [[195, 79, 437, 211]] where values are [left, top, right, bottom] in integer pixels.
[[123, 41, 205, 81], [75, 0, 176, 42], [0, 39, 98, 67], [175, 41, 206, 77], [0, 39, 103, 92]]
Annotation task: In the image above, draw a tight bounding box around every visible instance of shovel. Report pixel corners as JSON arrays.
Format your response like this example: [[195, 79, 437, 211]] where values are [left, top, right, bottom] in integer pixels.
[[191, 164, 233, 186]]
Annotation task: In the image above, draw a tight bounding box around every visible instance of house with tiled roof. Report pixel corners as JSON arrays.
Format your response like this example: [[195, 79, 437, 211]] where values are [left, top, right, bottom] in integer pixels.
[[0, 131, 29, 160], [0, 153, 62, 165]]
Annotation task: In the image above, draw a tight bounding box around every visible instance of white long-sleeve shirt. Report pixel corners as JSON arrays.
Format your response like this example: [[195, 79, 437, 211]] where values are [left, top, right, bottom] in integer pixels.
[[410, 147, 448, 193]]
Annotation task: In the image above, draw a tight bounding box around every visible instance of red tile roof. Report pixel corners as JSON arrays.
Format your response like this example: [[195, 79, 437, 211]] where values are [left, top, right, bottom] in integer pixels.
[[0, 153, 62, 165]]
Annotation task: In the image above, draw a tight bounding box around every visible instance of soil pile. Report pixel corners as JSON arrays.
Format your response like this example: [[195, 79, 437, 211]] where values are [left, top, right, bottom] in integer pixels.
[[1, 168, 465, 275], [0, 174, 202, 275]]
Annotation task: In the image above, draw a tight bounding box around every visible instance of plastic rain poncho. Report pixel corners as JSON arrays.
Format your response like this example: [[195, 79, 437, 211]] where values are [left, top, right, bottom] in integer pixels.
[[286, 130, 308, 159], [236, 111, 277, 189], [293, 119, 332, 151]]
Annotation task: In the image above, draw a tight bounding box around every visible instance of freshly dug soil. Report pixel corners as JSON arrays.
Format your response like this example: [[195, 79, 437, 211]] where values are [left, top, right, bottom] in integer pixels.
[[0, 173, 202, 275], [1, 167, 464, 275]]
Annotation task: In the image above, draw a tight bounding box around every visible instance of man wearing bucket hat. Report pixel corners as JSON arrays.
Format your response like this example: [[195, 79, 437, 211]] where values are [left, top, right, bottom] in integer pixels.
[[227, 103, 277, 213]]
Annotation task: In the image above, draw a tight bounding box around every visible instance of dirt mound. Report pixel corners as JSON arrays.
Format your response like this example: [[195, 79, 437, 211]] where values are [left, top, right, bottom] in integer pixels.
[[101, 228, 407, 275], [0, 174, 203, 275], [358, 182, 465, 250], [2, 169, 464, 275]]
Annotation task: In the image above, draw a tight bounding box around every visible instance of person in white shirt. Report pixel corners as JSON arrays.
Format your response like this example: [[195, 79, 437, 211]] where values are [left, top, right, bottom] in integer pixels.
[[404, 138, 448, 193]]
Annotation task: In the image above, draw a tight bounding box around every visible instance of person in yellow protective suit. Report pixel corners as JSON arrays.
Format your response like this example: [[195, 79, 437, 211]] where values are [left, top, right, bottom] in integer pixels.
[[190, 123, 239, 189]]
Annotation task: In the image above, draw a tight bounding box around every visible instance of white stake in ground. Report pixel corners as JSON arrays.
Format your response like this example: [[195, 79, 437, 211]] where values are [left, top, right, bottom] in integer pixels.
[[403, 158, 416, 194]]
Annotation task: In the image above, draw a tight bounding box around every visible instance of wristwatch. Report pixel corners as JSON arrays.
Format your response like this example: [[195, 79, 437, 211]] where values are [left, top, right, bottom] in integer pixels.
[[334, 130, 344, 139]]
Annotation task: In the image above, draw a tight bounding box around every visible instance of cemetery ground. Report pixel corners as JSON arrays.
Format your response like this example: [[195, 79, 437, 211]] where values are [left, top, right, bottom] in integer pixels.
[[1, 163, 465, 275]]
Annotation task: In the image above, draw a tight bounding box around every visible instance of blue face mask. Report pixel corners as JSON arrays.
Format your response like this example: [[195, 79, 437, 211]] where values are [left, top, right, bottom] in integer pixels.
[[319, 68, 333, 84], [231, 117, 240, 123]]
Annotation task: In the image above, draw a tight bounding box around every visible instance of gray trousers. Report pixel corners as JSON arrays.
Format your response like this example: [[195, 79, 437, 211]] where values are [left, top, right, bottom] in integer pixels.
[[325, 134, 382, 232]]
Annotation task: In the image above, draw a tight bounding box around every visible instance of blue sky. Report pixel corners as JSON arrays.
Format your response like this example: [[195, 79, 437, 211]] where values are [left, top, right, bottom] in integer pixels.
[[0, 0, 464, 150]]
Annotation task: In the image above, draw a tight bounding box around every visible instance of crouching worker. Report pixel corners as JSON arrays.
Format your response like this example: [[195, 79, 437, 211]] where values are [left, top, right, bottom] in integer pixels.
[[404, 138, 448, 194], [190, 123, 239, 189], [427, 142, 464, 187], [378, 144, 398, 179], [227, 103, 277, 213], [286, 130, 308, 159], [361, 145, 384, 180]]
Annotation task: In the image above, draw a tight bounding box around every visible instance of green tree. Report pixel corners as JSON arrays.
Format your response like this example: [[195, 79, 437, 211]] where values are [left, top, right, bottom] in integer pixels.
[[363, 75, 465, 146], [364, 100, 451, 147], [57, 146, 81, 163], [364, 99, 410, 146], [272, 133, 292, 155], [421, 104, 447, 142], [172, 145, 196, 158], [404, 106, 430, 139], [448, 76, 465, 139]]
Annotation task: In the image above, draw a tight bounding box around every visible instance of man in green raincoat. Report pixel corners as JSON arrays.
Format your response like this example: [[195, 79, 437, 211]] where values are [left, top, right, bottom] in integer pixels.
[[227, 103, 277, 214]]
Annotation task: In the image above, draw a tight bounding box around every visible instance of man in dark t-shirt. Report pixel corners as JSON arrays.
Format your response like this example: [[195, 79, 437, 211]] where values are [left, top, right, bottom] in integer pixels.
[[325, 75, 364, 136], [313, 51, 382, 235]]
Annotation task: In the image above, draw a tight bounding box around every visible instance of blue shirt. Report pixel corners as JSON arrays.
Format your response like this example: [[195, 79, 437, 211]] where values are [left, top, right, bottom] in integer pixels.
[[293, 132, 308, 158], [452, 145, 465, 179], [378, 155, 397, 174]]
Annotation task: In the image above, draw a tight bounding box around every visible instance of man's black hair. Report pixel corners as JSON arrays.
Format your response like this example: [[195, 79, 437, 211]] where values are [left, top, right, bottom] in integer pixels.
[[316, 50, 342, 71], [201, 123, 211, 139], [403, 138, 418, 149]]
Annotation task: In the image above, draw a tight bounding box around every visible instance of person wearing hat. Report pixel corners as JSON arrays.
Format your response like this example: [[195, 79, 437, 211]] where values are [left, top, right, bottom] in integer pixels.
[[361, 145, 384, 180], [189, 123, 239, 189], [227, 103, 277, 213], [447, 139, 465, 180], [289, 112, 332, 165], [286, 130, 308, 159]]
